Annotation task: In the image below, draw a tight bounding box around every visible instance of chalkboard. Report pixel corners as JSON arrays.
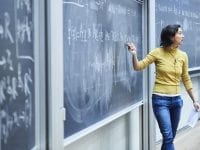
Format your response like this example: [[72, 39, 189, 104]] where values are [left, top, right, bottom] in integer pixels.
[[156, 0, 200, 68], [0, 0, 35, 150], [63, 0, 143, 137]]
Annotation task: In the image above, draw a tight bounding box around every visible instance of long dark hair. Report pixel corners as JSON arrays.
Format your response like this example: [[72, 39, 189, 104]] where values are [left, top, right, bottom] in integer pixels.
[[160, 24, 181, 47]]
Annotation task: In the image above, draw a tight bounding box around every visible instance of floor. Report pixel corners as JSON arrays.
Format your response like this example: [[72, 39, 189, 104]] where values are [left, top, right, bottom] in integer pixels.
[[156, 121, 200, 150]]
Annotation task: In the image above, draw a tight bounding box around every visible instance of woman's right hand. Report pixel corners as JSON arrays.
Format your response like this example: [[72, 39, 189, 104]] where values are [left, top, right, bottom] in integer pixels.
[[127, 42, 137, 55]]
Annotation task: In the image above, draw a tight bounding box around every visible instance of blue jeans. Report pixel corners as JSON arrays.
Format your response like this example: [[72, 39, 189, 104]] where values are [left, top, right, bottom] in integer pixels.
[[152, 94, 183, 150]]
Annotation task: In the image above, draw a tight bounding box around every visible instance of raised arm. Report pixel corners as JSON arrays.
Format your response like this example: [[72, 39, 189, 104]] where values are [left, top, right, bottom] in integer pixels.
[[127, 42, 141, 71]]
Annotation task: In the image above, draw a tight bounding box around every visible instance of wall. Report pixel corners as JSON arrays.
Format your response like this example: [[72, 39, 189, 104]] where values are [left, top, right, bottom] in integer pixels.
[[64, 108, 141, 150]]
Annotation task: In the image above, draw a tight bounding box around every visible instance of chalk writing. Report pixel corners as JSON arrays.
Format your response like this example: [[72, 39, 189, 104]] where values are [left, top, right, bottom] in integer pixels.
[[63, 0, 143, 137], [16, 16, 32, 44], [0, 97, 32, 143], [5, 49, 13, 71], [156, 4, 199, 19], [67, 20, 139, 45], [156, 0, 200, 68], [0, 60, 33, 145], [16, 0, 34, 61], [17, 0, 31, 13], [64, 0, 138, 16], [135, 0, 143, 4], [0, 0, 35, 149], [0, 12, 14, 43]]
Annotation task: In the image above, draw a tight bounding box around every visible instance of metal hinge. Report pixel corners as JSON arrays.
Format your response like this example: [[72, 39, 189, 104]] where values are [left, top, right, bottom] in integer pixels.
[[61, 107, 66, 121]]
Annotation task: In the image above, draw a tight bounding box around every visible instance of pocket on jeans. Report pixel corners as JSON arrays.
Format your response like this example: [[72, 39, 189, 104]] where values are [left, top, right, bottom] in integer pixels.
[[176, 97, 183, 107], [152, 96, 168, 106]]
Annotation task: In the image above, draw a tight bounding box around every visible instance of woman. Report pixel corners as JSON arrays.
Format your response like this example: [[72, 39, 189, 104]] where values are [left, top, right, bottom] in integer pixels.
[[127, 24, 200, 150]]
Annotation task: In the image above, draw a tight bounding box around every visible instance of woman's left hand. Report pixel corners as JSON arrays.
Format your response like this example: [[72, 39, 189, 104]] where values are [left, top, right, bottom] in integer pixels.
[[193, 101, 200, 111]]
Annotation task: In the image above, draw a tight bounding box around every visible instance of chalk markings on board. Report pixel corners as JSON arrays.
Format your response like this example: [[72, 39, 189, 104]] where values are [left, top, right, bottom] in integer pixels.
[[194, 22, 200, 25], [63, 0, 142, 135], [14, 0, 34, 61], [4, 12, 14, 43], [64, 43, 137, 123], [17, 56, 34, 62], [0, 100, 32, 144], [134, 0, 143, 4], [0, 49, 14, 70], [17, 0, 31, 13], [16, 16, 32, 44], [0, 57, 6, 66], [0, 12, 15, 43], [0, 0, 34, 147], [67, 20, 139, 46], [63, 1, 84, 8], [0, 63, 33, 144], [155, 20, 164, 28]]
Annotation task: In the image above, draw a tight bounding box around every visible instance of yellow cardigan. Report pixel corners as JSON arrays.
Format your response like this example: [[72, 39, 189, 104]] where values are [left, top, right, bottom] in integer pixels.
[[138, 47, 192, 94]]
